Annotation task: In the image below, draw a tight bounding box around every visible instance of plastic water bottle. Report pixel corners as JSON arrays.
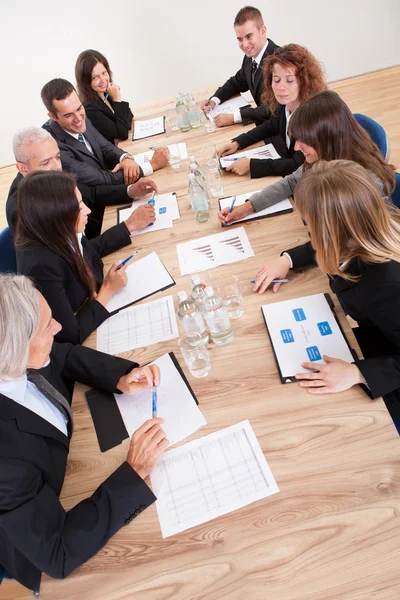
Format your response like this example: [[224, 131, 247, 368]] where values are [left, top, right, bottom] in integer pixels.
[[185, 93, 201, 129], [191, 274, 207, 315], [188, 174, 209, 223], [203, 286, 234, 345], [189, 156, 211, 208], [176, 93, 191, 133], [177, 291, 209, 344]]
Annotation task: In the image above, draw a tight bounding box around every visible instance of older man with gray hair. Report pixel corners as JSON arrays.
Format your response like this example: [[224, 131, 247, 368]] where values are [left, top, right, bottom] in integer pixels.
[[6, 127, 157, 238], [0, 273, 168, 594]]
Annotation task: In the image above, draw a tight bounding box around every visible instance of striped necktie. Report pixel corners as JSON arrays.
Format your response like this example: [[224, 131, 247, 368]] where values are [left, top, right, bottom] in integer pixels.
[[27, 370, 74, 436], [251, 60, 258, 85], [77, 133, 85, 144]]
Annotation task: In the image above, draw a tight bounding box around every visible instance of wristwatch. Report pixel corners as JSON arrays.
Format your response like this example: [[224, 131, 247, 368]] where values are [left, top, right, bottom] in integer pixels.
[[120, 152, 135, 163]]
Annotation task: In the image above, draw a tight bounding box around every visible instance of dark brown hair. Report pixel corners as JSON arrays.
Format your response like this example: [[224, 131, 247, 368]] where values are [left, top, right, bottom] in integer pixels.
[[234, 6, 264, 27], [75, 49, 113, 104], [41, 79, 76, 117], [15, 171, 96, 300], [261, 44, 325, 114], [295, 160, 400, 280], [289, 90, 395, 195]]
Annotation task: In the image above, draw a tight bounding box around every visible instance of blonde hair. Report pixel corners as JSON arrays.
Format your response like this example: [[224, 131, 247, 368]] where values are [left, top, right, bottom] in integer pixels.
[[294, 160, 400, 281]]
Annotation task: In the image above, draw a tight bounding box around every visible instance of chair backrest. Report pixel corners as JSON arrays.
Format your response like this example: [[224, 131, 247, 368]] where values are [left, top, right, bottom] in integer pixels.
[[0, 227, 17, 273], [390, 172, 400, 209], [354, 113, 390, 161]]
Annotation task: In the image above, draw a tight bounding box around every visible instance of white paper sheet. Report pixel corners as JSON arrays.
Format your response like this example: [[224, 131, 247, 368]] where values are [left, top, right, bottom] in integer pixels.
[[262, 293, 355, 381], [219, 192, 292, 224], [106, 252, 174, 313], [150, 419, 279, 538], [219, 144, 280, 169], [206, 95, 250, 122], [97, 296, 178, 354], [115, 353, 206, 445], [176, 226, 254, 275], [133, 143, 188, 167], [133, 116, 165, 140], [117, 193, 180, 236]]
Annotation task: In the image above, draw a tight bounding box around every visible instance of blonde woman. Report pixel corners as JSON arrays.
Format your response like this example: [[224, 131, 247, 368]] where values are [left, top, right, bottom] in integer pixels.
[[259, 161, 400, 410]]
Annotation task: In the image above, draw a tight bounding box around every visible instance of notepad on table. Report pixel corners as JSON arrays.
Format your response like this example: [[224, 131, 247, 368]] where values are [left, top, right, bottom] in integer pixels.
[[206, 95, 250, 122], [133, 116, 165, 140], [219, 144, 280, 169], [106, 251, 175, 314], [117, 193, 180, 236], [218, 192, 292, 226]]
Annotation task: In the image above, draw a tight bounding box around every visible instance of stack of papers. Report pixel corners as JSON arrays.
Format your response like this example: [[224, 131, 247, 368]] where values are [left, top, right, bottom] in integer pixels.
[[219, 144, 280, 169], [117, 192, 180, 236], [219, 192, 292, 225], [206, 95, 250, 122]]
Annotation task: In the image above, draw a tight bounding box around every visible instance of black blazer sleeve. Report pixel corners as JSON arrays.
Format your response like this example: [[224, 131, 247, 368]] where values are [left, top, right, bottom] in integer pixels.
[[241, 104, 271, 126], [85, 221, 131, 260], [0, 459, 156, 581], [286, 242, 316, 269], [233, 113, 281, 149], [85, 100, 133, 143], [249, 150, 305, 178]]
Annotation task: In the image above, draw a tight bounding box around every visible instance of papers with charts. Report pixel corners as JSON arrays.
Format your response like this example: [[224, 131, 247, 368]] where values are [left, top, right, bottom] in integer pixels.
[[219, 144, 280, 169], [133, 143, 188, 168], [115, 353, 207, 445], [106, 251, 175, 314], [97, 296, 178, 354], [133, 116, 165, 140], [261, 293, 355, 382], [206, 95, 250, 122], [150, 419, 279, 538], [176, 226, 254, 275], [219, 192, 292, 225], [117, 193, 180, 236]]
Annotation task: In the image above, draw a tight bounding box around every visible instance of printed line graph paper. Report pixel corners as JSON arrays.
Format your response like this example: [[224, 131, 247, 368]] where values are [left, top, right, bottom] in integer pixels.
[[97, 296, 178, 354], [151, 420, 279, 537]]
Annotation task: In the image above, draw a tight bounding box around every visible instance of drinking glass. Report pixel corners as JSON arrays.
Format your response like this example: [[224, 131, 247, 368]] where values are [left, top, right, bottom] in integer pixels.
[[206, 158, 224, 197], [217, 274, 244, 319], [169, 146, 182, 171], [178, 332, 211, 378]]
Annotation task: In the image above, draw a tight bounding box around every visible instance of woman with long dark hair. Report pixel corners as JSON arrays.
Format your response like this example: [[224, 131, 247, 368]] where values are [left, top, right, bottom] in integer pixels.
[[278, 161, 400, 423], [217, 44, 326, 178], [15, 171, 155, 344], [75, 49, 133, 145]]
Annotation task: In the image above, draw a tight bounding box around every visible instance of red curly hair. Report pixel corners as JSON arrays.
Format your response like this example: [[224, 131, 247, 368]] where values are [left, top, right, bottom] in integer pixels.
[[261, 44, 325, 114]]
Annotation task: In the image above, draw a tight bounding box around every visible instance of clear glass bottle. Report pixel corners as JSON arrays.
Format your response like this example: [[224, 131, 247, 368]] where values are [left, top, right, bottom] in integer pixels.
[[189, 156, 211, 208], [177, 291, 209, 344], [190, 274, 207, 315], [188, 174, 209, 223], [176, 93, 191, 133], [203, 286, 234, 345], [185, 93, 201, 129]]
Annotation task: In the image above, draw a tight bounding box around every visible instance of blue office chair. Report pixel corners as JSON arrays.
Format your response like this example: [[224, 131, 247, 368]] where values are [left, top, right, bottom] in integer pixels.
[[354, 113, 390, 161], [389, 172, 400, 209], [0, 227, 17, 272]]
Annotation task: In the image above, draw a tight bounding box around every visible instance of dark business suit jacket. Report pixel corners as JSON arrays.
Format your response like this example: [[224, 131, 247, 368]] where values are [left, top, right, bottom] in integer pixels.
[[6, 173, 130, 239], [213, 38, 279, 125], [287, 243, 400, 399], [84, 98, 134, 144], [43, 118, 142, 187], [16, 223, 131, 344], [0, 342, 155, 593], [232, 104, 305, 178]]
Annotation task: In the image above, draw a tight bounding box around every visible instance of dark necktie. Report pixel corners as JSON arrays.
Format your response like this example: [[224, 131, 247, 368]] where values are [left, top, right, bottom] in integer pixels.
[[77, 133, 85, 145], [27, 370, 74, 436], [251, 60, 258, 86]]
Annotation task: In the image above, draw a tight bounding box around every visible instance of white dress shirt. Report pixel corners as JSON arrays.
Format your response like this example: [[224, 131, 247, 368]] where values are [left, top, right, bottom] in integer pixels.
[[65, 130, 94, 154], [0, 375, 68, 436]]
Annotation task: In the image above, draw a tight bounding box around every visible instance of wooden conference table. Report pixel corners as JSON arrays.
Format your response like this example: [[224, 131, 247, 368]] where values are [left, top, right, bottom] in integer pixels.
[[40, 95, 400, 600]]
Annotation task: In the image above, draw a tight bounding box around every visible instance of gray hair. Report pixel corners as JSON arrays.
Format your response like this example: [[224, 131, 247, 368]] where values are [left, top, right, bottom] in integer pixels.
[[0, 274, 40, 380], [12, 127, 51, 163]]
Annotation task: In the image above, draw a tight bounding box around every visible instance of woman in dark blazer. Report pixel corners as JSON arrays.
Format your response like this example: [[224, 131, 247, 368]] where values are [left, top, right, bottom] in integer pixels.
[[255, 160, 400, 416], [75, 49, 133, 145], [217, 44, 326, 179], [15, 171, 155, 344]]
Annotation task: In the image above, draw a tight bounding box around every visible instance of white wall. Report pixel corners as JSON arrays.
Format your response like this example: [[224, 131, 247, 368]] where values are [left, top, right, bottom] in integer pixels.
[[0, 0, 398, 167]]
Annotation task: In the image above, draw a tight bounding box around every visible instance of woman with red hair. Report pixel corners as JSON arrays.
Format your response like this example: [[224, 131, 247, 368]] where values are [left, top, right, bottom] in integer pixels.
[[218, 44, 326, 178]]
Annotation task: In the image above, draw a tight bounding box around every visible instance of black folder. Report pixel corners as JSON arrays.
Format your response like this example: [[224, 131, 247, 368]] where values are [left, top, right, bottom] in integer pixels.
[[85, 352, 198, 452], [218, 196, 292, 227], [132, 116, 166, 140]]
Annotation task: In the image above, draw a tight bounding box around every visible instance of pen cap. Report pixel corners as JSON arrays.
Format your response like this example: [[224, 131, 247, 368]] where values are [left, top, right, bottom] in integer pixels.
[[191, 274, 202, 285], [204, 285, 214, 297], [177, 291, 188, 302]]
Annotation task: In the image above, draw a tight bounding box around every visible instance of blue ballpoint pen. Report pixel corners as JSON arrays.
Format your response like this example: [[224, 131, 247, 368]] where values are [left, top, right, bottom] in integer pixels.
[[250, 279, 292, 284], [148, 192, 155, 225], [116, 250, 139, 270], [223, 195, 236, 226], [152, 385, 157, 418], [223, 157, 239, 162]]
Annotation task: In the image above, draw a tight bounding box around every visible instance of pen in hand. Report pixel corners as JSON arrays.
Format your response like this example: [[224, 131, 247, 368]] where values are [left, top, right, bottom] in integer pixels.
[[148, 192, 156, 226], [152, 385, 157, 418], [116, 250, 139, 271], [250, 279, 292, 284], [149, 146, 157, 151], [224, 195, 236, 226], [224, 157, 239, 162]]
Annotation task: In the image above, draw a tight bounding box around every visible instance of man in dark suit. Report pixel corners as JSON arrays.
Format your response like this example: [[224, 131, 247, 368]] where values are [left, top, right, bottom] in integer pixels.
[[6, 127, 157, 238], [41, 79, 168, 187], [200, 6, 279, 127], [0, 273, 168, 594]]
